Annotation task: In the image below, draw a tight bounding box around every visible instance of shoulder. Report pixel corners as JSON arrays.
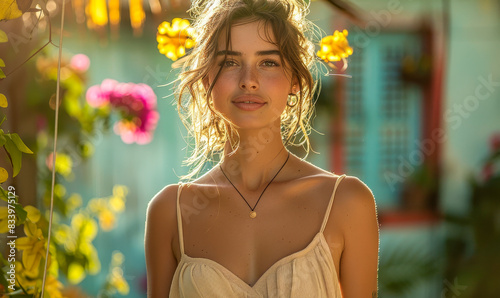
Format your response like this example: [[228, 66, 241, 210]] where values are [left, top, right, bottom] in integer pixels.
[[147, 184, 181, 219], [334, 175, 379, 238], [336, 175, 376, 206], [145, 184, 181, 238], [145, 184, 182, 296]]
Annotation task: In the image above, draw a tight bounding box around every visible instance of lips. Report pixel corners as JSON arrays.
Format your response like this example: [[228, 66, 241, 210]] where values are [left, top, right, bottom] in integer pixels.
[[233, 95, 266, 104], [232, 95, 266, 111]]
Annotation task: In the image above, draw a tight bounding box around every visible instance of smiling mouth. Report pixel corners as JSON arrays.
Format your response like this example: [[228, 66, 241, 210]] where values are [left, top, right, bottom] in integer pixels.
[[232, 100, 267, 111]]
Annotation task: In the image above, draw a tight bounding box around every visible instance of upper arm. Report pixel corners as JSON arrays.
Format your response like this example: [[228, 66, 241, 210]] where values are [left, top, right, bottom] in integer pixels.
[[145, 184, 180, 298], [338, 176, 380, 298]]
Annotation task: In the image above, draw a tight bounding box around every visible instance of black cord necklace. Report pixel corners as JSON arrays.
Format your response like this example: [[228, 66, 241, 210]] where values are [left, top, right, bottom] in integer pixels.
[[219, 152, 290, 219]]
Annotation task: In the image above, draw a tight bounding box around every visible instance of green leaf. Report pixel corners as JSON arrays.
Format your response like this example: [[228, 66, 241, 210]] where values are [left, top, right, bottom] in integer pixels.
[[0, 58, 5, 67], [8, 133, 33, 154], [14, 201, 28, 224], [0, 29, 7, 42], [3, 136, 22, 177], [0, 266, 9, 288]]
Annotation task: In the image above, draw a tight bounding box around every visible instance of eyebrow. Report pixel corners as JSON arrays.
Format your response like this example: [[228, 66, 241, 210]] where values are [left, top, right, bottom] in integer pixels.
[[216, 50, 281, 56]]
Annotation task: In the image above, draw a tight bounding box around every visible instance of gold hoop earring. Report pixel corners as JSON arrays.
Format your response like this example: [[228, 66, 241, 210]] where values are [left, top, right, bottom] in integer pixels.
[[287, 93, 298, 107]]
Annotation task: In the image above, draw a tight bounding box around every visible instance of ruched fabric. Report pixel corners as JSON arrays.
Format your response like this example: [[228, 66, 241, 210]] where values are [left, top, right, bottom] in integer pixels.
[[169, 174, 346, 298]]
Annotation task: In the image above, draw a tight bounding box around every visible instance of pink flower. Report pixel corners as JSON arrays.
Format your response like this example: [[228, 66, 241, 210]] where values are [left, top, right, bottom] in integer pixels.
[[490, 132, 500, 152], [87, 79, 159, 145], [482, 163, 494, 181], [70, 54, 90, 72], [86, 85, 109, 107]]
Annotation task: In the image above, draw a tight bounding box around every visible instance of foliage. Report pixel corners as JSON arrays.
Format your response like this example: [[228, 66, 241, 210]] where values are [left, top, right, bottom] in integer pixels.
[[378, 236, 440, 297], [443, 132, 500, 297], [0, 48, 130, 297]]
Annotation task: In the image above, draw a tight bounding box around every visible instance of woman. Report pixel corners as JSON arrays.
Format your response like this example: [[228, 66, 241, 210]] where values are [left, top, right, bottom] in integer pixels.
[[145, 0, 379, 297]]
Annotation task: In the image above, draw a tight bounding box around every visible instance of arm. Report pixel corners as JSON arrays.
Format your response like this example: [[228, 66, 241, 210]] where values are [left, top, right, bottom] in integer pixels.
[[338, 176, 380, 297], [145, 184, 180, 297]]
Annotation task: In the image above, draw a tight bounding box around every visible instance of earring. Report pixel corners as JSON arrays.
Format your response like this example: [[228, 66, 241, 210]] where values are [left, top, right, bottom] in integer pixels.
[[287, 93, 298, 107]]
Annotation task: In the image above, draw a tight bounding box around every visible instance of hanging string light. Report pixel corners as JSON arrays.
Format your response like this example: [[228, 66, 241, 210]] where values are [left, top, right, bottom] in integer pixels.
[[129, 0, 146, 36], [76, 0, 182, 35], [85, 0, 108, 29], [108, 0, 120, 34]]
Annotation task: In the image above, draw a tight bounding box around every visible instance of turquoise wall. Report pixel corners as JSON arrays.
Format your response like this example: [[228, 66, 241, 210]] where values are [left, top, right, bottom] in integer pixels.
[[56, 0, 500, 296], [62, 23, 187, 296]]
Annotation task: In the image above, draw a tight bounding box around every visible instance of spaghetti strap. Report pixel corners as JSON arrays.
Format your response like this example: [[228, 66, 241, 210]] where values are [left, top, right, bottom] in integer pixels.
[[176, 182, 185, 255], [320, 174, 346, 233]]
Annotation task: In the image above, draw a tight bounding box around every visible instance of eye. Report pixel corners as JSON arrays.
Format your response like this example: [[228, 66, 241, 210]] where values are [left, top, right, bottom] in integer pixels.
[[220, 59, 238, 67], [262, 60, 280, 67]]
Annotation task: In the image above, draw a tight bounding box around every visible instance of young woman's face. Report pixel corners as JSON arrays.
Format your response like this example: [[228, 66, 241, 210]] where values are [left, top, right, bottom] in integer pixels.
[[207, 21, 297, 130]]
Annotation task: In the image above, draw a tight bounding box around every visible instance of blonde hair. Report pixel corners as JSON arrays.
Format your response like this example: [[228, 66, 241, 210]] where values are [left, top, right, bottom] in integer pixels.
[[176, 0, 319, 180]]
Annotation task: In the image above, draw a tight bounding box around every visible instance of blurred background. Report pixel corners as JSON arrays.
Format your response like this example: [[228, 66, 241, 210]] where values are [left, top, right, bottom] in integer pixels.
[[0, 0, 499, 297]]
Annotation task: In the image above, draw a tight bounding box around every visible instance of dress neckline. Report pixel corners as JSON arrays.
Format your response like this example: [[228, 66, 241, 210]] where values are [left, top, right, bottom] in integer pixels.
[[178, 231, 334, 290]]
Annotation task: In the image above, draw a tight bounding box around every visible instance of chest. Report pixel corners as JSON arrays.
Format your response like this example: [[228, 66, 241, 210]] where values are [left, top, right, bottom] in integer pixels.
[[172, 183, 344, 286]]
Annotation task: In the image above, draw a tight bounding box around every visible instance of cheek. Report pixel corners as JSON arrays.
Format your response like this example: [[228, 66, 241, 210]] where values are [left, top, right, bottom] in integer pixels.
[[264, 75, 291, 99], [210, 78, 234, 111]]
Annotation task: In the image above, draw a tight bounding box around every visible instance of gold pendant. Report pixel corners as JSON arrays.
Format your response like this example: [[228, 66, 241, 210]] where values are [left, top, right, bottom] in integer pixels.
[[249, 211, 257, 218]]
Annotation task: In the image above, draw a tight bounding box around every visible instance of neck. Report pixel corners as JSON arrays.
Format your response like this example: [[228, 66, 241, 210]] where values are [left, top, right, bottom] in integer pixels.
[[220, 124, 289, 192]]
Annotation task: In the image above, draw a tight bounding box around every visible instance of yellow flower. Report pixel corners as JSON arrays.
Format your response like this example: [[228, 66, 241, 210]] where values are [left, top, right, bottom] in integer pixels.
[[0, 166, 8, 183], [111, 251, 124, 267], [109, 195, 125, 213], [45, 274, 64, 298], [24, 205, 41, 223], [317, 29, 353, 63], [16, 221, 45, 276], [109, 267, 129, 295], [98, 208, 116, 231], [112, 185, 128, 197], [55, 183, 67, 197], [46, 153, 73, 177], [68, 262, 86, 284], [67, 193, 83, 212], [71, 214, 98, 241], [157, 18, 196, 61], [55, 224, 77, 251], [12, 261, 37, 294], [88, 198, 106, 213], [79, 242, 100, 274]]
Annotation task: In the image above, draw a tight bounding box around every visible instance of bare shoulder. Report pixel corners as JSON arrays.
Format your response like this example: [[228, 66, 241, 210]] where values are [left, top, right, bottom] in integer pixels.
[[336, 175, 376, 204], [334, 175, 378, 217], [146, 184, 180, 223], [333, 175, 379, 237], [145, 183, 181, 255], [145, 184, 182, 297]]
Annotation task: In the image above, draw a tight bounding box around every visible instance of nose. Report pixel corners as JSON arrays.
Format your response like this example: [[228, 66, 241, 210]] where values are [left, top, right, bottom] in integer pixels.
[[239, 66, 259, 90]]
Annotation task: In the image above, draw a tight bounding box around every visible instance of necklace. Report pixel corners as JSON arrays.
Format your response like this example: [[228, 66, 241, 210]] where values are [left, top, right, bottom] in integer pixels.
[[219, 152, 290, 219]]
